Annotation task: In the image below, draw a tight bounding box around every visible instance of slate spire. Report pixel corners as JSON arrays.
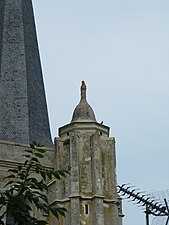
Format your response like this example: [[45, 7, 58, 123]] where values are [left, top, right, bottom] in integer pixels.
[[0, 0, 52, 146]]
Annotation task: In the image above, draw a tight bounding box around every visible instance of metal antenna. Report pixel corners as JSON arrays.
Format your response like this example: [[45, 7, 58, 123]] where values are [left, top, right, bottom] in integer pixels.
[[117, 184, 169, 225], [164, 199, 169, 225]]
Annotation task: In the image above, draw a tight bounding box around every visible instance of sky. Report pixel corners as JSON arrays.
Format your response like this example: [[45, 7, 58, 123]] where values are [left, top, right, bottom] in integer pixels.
[[32, 0, 169, 224]]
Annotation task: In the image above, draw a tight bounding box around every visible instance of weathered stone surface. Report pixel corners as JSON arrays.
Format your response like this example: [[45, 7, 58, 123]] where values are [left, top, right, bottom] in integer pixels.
[[0, 140, 54, 168], [0, 0, 52, 146], [52, 82, 123, 224], [71, 81, 96, 123], [0, 1, 123, 222], [0, 140, 54, 224], [70, 197, 81, 225]]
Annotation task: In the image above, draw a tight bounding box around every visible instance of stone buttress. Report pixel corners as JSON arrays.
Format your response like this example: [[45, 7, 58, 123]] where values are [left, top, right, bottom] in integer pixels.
[[49, 81, 123, 225]]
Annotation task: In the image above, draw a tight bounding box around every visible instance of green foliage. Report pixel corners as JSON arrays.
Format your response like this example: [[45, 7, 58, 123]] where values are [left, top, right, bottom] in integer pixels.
[[0, 141, 68, 225]]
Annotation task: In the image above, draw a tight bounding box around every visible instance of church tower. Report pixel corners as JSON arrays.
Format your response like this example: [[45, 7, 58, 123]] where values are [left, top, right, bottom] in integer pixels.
[[0, 1, 123, 224], [0, 0, 52, 146], [50, 81, 123, 225]]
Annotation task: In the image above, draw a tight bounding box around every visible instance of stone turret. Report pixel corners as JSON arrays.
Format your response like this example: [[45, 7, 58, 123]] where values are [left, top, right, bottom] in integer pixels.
[[0, 0, 52, 146], [49, 81, 123, 225]]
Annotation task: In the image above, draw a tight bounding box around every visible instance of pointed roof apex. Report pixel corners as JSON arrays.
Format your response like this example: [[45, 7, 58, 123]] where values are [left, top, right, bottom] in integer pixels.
[[71, 81, 97, 123]]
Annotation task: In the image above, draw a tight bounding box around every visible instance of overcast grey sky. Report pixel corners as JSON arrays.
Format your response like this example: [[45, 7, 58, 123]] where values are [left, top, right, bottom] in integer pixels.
[[32, 0, 169, 224]]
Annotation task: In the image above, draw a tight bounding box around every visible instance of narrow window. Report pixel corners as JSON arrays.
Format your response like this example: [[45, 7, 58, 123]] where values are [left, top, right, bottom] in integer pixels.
[[85, 204, 89, 215]]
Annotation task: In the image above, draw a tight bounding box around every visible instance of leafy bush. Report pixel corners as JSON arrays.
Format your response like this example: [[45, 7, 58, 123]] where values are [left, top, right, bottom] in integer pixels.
[[0, 142, 68, 225]]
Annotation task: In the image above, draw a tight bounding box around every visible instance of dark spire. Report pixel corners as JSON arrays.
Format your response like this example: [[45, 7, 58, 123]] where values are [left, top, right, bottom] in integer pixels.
[[71, 81, 97, 123], [0, 0, 52, 146]]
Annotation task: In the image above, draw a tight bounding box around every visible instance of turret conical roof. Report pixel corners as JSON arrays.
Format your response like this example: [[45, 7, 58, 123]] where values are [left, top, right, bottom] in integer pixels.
[[71, 81, 97, 123]]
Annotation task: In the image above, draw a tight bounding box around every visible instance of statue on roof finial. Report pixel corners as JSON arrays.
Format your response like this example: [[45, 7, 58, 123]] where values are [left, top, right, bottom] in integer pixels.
[[71, 81, 97, 122], [81, 81, 86, 100]]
